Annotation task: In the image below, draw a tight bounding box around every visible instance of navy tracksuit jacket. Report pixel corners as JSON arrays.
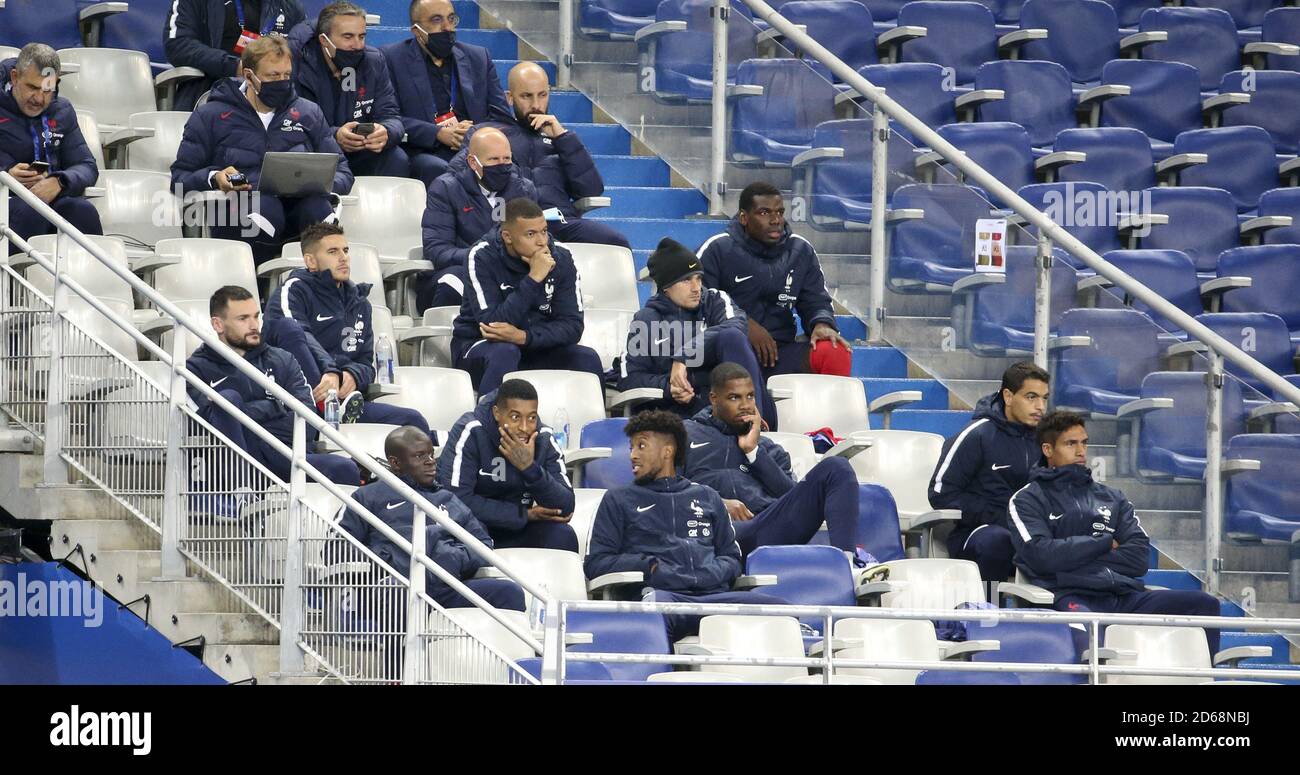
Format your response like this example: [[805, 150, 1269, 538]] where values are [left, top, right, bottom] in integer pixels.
[[185, 340, 315, 445], [0, 60, 99, 197], [617, 288, 747, 396], [162, 0, 305, 110], [697, 218, 837, 344], [584, 475, 742, 596], [682, 407, 793, 514], [422, 162, 538, 272], [262, 266, 376, 389], [460, 119, 604, 220]]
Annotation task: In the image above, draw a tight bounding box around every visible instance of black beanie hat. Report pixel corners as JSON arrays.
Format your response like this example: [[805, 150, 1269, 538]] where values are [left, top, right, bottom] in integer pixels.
[[647, 237, 704, 290]]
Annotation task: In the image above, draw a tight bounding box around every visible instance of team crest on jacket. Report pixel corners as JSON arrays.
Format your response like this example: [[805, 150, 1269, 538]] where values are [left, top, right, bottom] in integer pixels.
[[686, 500, 711, 538], [1097, 505, 1112, 521], [540, 278, 555, 313], [777, 269, 796, 309]]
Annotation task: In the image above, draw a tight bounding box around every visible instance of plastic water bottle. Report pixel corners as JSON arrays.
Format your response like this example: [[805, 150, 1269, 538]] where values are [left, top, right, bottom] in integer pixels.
[[553, 408, 570, 450], [376, 334, 395, 385], [528, 584, 549, 631], [324, 389, 340, 430]]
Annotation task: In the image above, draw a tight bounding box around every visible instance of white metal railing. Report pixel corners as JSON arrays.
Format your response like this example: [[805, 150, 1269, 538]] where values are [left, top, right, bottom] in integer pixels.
[[0, 175, 551, 684]]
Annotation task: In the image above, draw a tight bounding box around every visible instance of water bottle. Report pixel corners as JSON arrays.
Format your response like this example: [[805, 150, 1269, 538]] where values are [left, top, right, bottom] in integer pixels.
[[324, 389, 340, 430], [528, 584, 549, 631], [553, 407, 570, 450], [376, 334, 395, 385]]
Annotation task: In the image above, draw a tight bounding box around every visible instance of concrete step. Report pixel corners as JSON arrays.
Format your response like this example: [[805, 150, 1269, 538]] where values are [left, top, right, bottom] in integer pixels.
[[600, 186, 708, 218], [1136, 510, 1204, 542], [582, 216, 730, 252], [851, 346, 908, 378], [881, 315, 1019, 385], [157, 611, 278, 647], [569, 122, 633, 155], [81, 548, 163, 594], [203, 644, 282, 684], [1160, 540, 1291, 574], [593, 155, 672, 187], [262, 673, 347, 686], [48, 517, 159, 556], [132, 578, 248, 615]]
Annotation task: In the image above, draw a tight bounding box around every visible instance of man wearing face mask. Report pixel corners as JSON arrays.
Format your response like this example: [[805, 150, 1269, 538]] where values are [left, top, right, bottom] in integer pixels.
[[287, 2, 409, 178], [382, 0, 512, 187], [171, 35, 353, 264], [419, 127, 536, 310], [1, 44, 103, 252]]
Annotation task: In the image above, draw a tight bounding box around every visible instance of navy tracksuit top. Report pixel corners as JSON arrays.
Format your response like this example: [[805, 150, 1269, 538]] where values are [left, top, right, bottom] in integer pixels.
[[682, 407, 795, 515]]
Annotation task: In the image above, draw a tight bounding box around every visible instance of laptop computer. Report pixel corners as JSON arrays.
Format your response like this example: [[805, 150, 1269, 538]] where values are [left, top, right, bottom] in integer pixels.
[[257, 152, 338, 198]]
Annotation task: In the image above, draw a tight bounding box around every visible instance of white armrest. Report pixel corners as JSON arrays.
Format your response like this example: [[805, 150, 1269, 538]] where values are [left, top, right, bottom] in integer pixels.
[[1243, 42, 1300, 57], [607, 388, 664, 413], [1240, 215, 1293, 240], [79, 1, 127, 21], [791, 146, 844, 167], [1081, 647, 1135, 662], [913, 150, 946, 173], [564, 632, 594, 646], [755, 23, 806, 46], [1077, 84, 1131, 108], [1200, 276, 1252, 296], [1077, 274, 1113, 292], [952, 273, 1006, 294], [135, 316, 175, 338], [364, 13, 380, 24], [824, 432, 873, 460], [868, 390, 922, 415], [1165, 340, 1208, 358], [381, 259, 429, 281], [103, 126, 155, 151], [998, 581, 1055, 606], [364, 383, 401, 398], [937, 639, 1000, 659], [565, 447, 613, 465], [1048, 335, 1092, 350], [1116, 397, 1175, 418], [834, 88, 862, 108], [315, 561, 374, 582], [674, 642, 722, 657], [1281, 157, 1300, 179], [854, 580, 893, 600], [634, 20, 688, 44], [909, 509, 961, 532], [1202, 92, 1251, 115], [954, 89, 1006, 113], [1214, 646, 1272, 667], [574, 196, 610, 213], [256, 256, 305, 278], [998, 28, 1047, 54], [1118, 30, 1167, 53], [398, 324, 452, 345], [884, 208, 925, 223], [83, 185, 105, 198], [130, 254, 180, 275], [1155, 152, 1209, 177], [153, 66, 205, 88], [1221, 458, 1262, 477], [473, 566, 506, 579], [1248, 402, 1298, 425], [726, 84, 764, 99], [877, 25, 927, 51], [1117, 212, 1169, 232], [1035, 151, 1087, 173], [732, 574, 778, 591], [587, 571, 644, 598]]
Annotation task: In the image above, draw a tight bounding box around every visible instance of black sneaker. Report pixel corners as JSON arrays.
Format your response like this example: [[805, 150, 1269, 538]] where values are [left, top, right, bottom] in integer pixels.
[[340, 390, 365, 424]]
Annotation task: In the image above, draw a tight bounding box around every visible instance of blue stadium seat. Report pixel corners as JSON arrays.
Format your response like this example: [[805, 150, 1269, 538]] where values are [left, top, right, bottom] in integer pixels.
[[855, 63, 958, 144], [774, 1, 879, 81], [1051, 308, 1163, 416], [1255, 188, 1300, 246], [1183, 0, 1274, 31], [862, 0, 911, 34], [516, 658, 615, 683], [855, 483, 906, 561], [1193, 313, 1297, 397], [928, 122, 1036, 206], [730, 59, 839, 166], [580, 0, 661, 39], [796, 118, 915, 230], [955, 245, 1077, 356], [1102, 0, 1161, 28], [1016, 182, 1124, 267], [965, 60, 1077, 149], [578, 418, 632, 489], [1048, 127, 1157, 192], [1019, 0, 1125, 85], [886, 184, 998, 292], [565, 611, 673, 681], [1127, 371, 1246, 481], [1225, 434, 1300, 543], [745, 545, 856, 633], [1137, 7, 1243, 92], [916, 669, 1021, 685], [969, 0, 1026, 26], [1256, 7, 1300, 71], [1214, 245, 1300, 341], [1166, 126, 1282, 213], [1136, 187, 1240, 275], [0, 0, 92, 49], [888, 1, 1001, 86], [967, 619, 1085, 684], [637, 0, 756, 103], [1094, 249, 1204, 336], [1219, 70, 1300, 155], [1093, 59, 1204, 160]]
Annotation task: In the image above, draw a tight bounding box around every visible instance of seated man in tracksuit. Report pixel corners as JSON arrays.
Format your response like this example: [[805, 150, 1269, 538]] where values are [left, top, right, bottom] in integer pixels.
[[381, 0, 513, 186], [585, 409, 787, 642], [419, 127, 537, 311], [164, 0, 304, 111], [186, 286, 360, 494], [928, 361, 1048, 582], [340, 425, 525, 612], [438, 379, 579, 552], [1, 45, 103, 253], [261, 222, 433, 439], [617, 237, 777, 426], [683, 362, 867, 563], [451, 197, 603, 393], [170, 35, 353, 265], [1010, 411, 1222, 654], [287, 2, 409, 178], [697, 182, 851, 379]]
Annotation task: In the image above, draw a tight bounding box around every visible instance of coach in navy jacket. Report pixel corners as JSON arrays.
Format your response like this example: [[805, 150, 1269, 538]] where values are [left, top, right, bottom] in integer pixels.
[[381, 0, 513, 186], [1009, 411, 1221, 651], [928, 362, 1049, 581], [1, 49, 102, 250], [697, 184, 845, 377], [584, 409, 786, 640], [450, 199, 603, 393], [419, 127, 537, 310], [438, 381, 578, 552], [617, 238, 778, 425], [287, 6, 409, 178], [163, 0, 304, 110], [171, 36, 353, 263]]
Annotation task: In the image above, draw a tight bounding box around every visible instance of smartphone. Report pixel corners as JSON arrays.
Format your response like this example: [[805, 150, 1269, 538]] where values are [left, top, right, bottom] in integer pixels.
[[227, 172, 248, 187], [354, 122, 375, 137], [27, 161, 50, 174]]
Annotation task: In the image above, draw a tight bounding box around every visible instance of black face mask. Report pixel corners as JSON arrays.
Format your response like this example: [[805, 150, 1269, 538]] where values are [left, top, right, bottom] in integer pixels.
[[425, 30, 456, 59], [332, 47, 365, 69], [255, 77, 297, 110], [477, 161, 512, 192]]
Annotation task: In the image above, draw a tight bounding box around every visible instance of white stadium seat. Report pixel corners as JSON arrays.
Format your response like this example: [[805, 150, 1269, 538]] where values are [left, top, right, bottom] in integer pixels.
[[57, 48, 159, 135], [569, 488, 606, 556], [692, 615, 809, 682], [501, 369, 606, 452], [375, 366, 476, 434], [19, 234, 133, 304], [866, 558, 986, 611], [405, 305, 457, 368], [88, 170, 183, 256], [578, 308, 633, 371], [769, 373, 920, 434], [833, 618, 944, 685], [491, 548, 589, 604], [149, 238, 259, 307], [845, 429, 945, 529], [761, 431, 818, 480], [74, 110, 106, 177], [561, 242, 639, 313], [108, 111, 189, 174]]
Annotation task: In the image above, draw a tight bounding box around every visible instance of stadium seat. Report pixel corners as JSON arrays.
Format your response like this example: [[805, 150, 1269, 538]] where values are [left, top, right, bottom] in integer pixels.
[[331, 423, 401, 466], [729, 59, 839, 166], [886, 183, 998, 291], [579, 308, 634, 371], [1050, 308, 1163, 417], [833, 618, 993, 684], [1090, 59, 1206, 160], [515, 658, 613, 683], [861, 558, 986, 610], [841, 429, 943, 529], [1179, 313, 1297, 398], [1163, 126, 1283, 213], [1224, 434, 1300, 543], [1133, 187, 1241, 275], [374, 367, 476, 435], [0, 0, 118, 51], [271, 241, 388, 311], [501, 369, 607, 454], [855, 483, 906, 562], [75, 111, 106, 179], [1136, 7, 1243, 92], [1018, 0, 1131, 86], [922, 122, 1035, 207], [87, 170, 184, 257], [569, 488, 606, 556], [953, 245, 1077, 356], [860, 0, 910, 34], [745, 545, 857, 632], [915, 669, 1020, 685], [54, 298, 141, 381], [1181, 0, 1273, 31], [337, 177, 426, 315], [1254, 7, 1300, 71], [1046, 127, 1157, 192], [575, 418, 631, 489], [147, 238, 259, 307], [636, 0, 757, 103], [1102, 0, 1160, 28], [1101, 624, 1232, 685], [887, 1, 1014, 87], [0, 46, 19, 62], [105, 111, 189, 174], [579, 0, 661, 39], [561, 242, 640, 314], [765, 1, 879, 82], [491, 548, 589, 605], [761, 431, 818, 480], [963, 60, 1077, 149], [968, 0, 1025, 26], [18, 234, 134, 305], [438, 609, 535, 664], [768, 373, 918, 434], [1088, 249, 1203, 337], [967, 619, 1086, 684], [403, 306, 456, 368], [1218, 71, 1300, 156], [1119, 371, 1246, 481], [1014, 182, 1124, 267], [1252, 188, 1300, 246], [692, 615, 809, 681], [793, 118, 914, 230], [151, 298, 210, 361], [847, 63, 958, 144], [1212, 245, 1300, 339], [55, 49, 164, 136]]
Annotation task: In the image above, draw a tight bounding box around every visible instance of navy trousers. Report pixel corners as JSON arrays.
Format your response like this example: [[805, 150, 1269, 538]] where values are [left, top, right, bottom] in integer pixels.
[[761, 340, 812, 379], [488, 520, 579, 553], [430, 577, 526, 612], [408, 149, 453, 188], [949, 523, 1016, 582], [649, 328, 779, 429], [1055, 588, 1223, 655], [346, 145, 411, 179], [453, 338, 605, 393], [210, 193, 336, 264], [199, 389, 360, 485], [733, 456, 859, 554], [6, 196, 102, 254], [550, 217, 631, 249], [647, 589, 790, 642]]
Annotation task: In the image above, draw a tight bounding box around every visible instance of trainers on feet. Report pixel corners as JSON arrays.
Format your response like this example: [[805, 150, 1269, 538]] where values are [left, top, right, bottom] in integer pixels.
[[340, 390, 365, 424]]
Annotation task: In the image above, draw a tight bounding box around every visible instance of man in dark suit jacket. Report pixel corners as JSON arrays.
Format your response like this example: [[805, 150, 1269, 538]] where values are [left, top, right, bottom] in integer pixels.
[[380, 0, 512, 187]]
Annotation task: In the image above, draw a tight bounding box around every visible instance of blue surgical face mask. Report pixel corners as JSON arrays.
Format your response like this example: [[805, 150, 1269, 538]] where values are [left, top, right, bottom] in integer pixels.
[[251, 74, 296, 110]]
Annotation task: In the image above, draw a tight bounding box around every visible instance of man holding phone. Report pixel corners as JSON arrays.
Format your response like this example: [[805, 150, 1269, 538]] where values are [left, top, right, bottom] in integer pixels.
[[1, 44, 103, 252], [289, 1, 409, 178]]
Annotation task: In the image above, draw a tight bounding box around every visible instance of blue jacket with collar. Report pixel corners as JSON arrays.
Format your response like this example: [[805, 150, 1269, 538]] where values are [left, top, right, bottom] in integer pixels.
[[0, 59, 99, 198], [262, 266, 376, 390], [1009, 464, 1150, 599], [162, 0, 304, 110], [451, 230, 584, 350], [584, 475, 742, 596], [339, 474, 494, 584], [683, 407, 794, 515], [616, 288, 747, 394], [170, 76, 353, 194], [460, 119, 604, 218], [697, 218, 836, 344], [437, 392, 575, 534], [185, 339, 316, 445], [421, 161, 537, 271], [286, 24, 404, 151], [380, 38, 512, 155]]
